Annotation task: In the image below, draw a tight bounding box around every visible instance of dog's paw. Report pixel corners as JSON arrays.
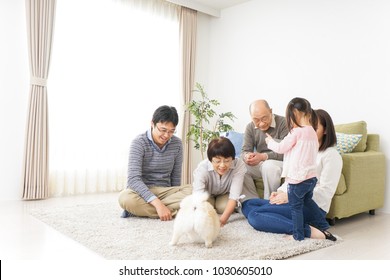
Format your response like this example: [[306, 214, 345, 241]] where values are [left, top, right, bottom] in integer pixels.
[[205, 241, 213, 248], [169, 241, 176, 246]]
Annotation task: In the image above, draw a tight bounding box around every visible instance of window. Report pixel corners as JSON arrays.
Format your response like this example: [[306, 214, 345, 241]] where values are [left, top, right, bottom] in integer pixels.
[[49, 0, 180, 195]]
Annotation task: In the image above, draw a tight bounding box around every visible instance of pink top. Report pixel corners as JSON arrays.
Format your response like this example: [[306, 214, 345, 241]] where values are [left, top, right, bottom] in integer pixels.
[[267, 126, 318, 184]]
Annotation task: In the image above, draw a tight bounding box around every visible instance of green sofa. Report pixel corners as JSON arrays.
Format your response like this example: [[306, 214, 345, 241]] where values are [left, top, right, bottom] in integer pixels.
[[226, 120, 386, 225], [326, 121, 386, 225]]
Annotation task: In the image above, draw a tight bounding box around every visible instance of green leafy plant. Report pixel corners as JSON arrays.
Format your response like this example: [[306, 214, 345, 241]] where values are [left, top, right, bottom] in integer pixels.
[[186, 82, 236, 160]]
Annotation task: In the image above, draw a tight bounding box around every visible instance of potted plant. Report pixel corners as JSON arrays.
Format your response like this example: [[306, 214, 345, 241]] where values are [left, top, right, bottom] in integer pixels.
[[186, 82, 236, 160]]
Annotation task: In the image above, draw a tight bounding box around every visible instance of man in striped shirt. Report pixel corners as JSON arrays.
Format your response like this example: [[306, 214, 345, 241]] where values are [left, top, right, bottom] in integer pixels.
[[118, 105, 192, 221]]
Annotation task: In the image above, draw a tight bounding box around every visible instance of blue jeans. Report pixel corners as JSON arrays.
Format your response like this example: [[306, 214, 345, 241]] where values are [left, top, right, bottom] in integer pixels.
[[242, 194, 328, 238], [288, 177, 329, 240]]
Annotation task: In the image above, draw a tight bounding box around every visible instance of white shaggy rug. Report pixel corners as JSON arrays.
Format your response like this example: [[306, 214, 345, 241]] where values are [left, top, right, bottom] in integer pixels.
[[29, 202, 340, 260]]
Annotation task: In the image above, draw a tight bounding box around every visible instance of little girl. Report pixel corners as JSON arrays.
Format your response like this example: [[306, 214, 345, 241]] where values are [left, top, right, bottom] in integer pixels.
[[265, 97, 330, 241]]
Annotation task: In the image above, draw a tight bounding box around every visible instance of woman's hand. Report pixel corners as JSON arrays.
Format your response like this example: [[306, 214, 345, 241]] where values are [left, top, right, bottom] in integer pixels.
[[220, 214, 229, 227], [269, 191, 288, 205], [220, 199, 237, 227]]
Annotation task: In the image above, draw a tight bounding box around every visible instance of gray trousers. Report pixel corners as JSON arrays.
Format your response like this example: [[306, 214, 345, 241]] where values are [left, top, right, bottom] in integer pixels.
[[244, 159, 283, 199]]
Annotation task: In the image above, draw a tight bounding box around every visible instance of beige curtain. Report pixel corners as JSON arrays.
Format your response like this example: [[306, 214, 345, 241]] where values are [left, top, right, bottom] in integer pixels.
[[22, 0, 56, 200], [179, 7, 197, 185]]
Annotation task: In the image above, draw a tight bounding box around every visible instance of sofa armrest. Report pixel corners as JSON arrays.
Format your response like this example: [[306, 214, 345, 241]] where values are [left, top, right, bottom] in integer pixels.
[[339, 150, 385, 199], [328, 149, 386, 219]]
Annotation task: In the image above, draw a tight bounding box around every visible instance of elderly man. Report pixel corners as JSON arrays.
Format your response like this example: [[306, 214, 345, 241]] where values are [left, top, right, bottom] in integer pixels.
[[241, 100, 288, 199]]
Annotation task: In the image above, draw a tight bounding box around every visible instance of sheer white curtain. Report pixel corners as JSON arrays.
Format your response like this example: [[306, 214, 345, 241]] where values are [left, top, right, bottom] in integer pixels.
[[49, 0, 180, 196]]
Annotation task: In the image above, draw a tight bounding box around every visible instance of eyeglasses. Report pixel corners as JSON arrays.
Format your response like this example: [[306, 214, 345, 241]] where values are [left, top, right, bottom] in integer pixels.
[[212, 158, 233, 165], [154, 125, 176, 136], [252, 114, 271, 126]]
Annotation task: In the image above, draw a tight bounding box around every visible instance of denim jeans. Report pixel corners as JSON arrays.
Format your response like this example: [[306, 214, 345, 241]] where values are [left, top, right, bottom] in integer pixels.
[[242, 199, 312, 237], [288, 177, 329, 241], [242, 194, 329, 238]]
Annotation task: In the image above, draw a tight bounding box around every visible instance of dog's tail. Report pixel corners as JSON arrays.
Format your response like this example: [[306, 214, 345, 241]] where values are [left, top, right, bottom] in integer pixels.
[[192, 191, 210, 204]]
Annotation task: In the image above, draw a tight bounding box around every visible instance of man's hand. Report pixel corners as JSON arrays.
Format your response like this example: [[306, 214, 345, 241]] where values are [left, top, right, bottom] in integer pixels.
[[150, 198, 172, 221], [244, 152, 268, 166]]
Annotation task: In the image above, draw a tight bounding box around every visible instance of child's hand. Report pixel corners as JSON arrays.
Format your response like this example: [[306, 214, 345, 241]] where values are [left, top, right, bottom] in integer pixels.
[[265, 133, 273, 144]]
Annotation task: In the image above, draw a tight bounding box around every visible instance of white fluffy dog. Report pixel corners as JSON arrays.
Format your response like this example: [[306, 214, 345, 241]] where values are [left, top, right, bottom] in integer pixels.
[[169, 191, 220, 248]]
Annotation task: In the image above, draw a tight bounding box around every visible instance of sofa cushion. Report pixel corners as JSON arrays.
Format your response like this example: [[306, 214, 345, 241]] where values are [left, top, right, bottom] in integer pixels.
[[224, 131, 244, 158], [334, 121, 367, 152], [336, 132, 362, 154]]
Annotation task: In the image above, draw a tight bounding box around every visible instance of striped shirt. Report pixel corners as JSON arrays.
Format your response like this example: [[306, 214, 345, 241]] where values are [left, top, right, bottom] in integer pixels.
[[127, 128, 183, 202]]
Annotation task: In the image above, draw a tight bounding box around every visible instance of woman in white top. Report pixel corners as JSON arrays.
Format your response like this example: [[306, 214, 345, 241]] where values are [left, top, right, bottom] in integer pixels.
[[241, 109, 342, 240], [192, 137, 247, 227]]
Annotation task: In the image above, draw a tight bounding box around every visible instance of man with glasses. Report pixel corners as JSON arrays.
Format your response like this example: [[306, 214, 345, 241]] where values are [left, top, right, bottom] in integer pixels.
[[242, 99, 289, 199], [118, 105, 191, 221]]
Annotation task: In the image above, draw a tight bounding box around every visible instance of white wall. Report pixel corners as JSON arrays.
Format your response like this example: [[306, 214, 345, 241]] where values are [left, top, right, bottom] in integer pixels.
[[2, 0, 389, 212], [195, 0, 390, 213], [0, 0, 29, 200]]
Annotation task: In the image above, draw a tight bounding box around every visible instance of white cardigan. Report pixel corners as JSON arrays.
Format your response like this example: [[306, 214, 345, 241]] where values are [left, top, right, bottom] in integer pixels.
[[277, 146, 342, 213]]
